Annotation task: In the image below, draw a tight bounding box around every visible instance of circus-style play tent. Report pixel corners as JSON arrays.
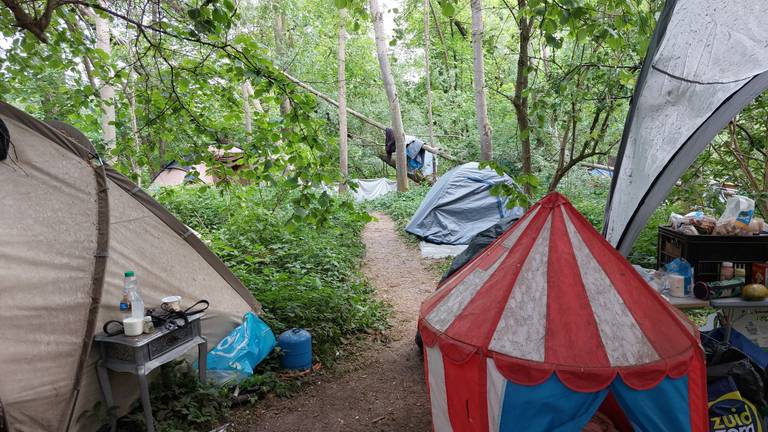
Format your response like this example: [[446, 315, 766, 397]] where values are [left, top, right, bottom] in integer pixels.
[[604, 0, 768, 255], [419, 193, 707, 431]]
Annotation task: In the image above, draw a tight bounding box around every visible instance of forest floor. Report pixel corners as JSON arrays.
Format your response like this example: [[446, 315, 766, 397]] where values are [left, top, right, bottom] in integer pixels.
[[231, 212, 438, 431]]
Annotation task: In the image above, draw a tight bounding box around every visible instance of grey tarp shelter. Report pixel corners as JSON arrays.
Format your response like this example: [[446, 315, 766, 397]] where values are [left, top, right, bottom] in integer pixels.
[[0, 102, 261, 432], [405, 162, 523, 244], [604, 0, 768, 255]]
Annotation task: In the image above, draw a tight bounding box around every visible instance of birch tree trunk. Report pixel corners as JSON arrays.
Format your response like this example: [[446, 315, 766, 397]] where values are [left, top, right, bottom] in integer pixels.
[[242, 81, 252, 135], [128, 70, 141, 185], [369, 0, 408, 191], [94, 4, 116, 159], [470, 0, 492, 161], [274, 4, 291, 116], [424, 0, 437, 180], [338, 8, 349, 194]]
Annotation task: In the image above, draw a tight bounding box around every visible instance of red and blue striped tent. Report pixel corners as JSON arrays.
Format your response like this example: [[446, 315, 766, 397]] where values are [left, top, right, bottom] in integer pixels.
[[419, 193, 707, 431]]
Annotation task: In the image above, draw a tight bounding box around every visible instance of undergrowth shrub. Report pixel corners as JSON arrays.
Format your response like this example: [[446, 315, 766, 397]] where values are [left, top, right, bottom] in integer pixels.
[[367, 184, 430, 236], [156, 185, 389, 365]]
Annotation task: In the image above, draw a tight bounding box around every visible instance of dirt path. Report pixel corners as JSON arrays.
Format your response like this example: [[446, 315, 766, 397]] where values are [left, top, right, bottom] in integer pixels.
[[232, 213, 438, 431]]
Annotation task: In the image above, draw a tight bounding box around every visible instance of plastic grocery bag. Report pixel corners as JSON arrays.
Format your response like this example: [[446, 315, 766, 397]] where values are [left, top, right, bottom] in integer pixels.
[[707, 376, 766, 432], [664, 258, 693, 296], [715, 195, 759, 235], [202, 312, 276, 384]]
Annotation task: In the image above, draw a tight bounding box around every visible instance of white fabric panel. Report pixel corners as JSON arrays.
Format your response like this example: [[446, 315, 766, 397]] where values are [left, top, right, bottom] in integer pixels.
[[605, 70, 744, 245], [426, 346, 453, 432], [351, 178, 397, 202], [606, 0, 768, 248], [0, 117, 97, 431], [486, 358, 506, 432], [653, 0, 768, 84], [562, 209, 660, 366], [488, 215, 552, 361], [426, 207, 539, 332], [151, 168, 188, 187], [72, 179, 253, 426]]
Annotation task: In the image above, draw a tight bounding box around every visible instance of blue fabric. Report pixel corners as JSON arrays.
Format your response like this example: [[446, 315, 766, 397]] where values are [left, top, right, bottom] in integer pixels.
[[498, 375, 608, 431], [610, 376, 691, 432], [704, 327, 768, 369]]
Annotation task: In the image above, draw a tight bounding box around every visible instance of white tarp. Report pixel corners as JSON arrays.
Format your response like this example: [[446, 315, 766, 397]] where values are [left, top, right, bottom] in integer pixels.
[[604, 0, 768, 255], [351, 178, 397, 202]]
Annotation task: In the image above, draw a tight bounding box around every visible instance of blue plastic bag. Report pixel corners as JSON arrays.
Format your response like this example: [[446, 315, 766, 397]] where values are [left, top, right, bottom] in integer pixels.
[[203, 312, 276, 384]]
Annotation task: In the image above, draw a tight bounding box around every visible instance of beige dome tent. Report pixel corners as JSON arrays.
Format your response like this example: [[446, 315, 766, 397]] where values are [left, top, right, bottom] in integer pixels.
[[0, 101, 261, 432]]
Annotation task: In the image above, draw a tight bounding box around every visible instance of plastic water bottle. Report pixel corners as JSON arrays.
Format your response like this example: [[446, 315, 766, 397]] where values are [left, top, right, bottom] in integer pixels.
[[120, 271, 134, 312], [126, 272, 145, 319]]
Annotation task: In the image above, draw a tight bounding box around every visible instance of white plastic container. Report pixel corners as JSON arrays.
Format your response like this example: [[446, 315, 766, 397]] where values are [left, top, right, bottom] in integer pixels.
[[127, 273, 145, 320]]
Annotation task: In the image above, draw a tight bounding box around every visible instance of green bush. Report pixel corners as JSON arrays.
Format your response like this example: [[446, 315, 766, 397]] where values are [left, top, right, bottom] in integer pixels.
[[156, 185, 389, 364]]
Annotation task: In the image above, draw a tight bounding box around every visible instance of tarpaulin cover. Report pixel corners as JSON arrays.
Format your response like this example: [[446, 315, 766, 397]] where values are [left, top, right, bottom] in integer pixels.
[[605, 0, 768, 254], [351, 178, 397, 202], [405, 162, 523, 245], [419, 192, 708, 431]]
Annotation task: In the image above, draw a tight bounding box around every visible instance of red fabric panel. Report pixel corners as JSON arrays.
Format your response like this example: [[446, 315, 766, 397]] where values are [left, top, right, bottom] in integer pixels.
[[564, 203, 696, 358], [616, 360, 668, 391], [422, 341, 434, 432], [491, 354, 554, 386], [420, 320, 439, 347], [442, 351, 488, 432], [687, 349, 708, 432], [556, 368, 616, 393], [598, 393, 633, 432], [546, 206, 611, 368], [438, 334, 480, 364], [443, 206, 550, 348]]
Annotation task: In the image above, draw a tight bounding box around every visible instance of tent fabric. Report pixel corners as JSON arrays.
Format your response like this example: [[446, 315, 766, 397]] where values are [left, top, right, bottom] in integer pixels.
[[419, 192, 708, 431], [441, 215, 519, 282], [149, 161, 213, 189], [405, 162, 522, 245], [351, 178, 397, 202], [604, 0, 768, 254], [0, 101, 260, 432]]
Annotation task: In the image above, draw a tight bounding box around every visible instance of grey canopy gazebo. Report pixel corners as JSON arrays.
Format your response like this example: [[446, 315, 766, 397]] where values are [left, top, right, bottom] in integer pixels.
[[604, 0, 768, 255]]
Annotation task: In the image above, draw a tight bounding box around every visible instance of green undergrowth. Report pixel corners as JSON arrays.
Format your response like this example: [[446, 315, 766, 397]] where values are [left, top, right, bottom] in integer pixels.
[[156, 185, 389, 364], [125, 185, 390, 430]]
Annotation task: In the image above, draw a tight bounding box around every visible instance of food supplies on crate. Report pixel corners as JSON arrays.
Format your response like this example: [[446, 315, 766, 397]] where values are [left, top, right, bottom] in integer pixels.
[[714, 195, 765, 236], [669, 211, 716, 235]]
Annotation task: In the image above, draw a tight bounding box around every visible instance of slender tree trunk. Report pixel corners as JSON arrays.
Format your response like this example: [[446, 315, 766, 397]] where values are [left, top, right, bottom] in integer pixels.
[[242, 81, 252, 135], [94, 3, 116, 159], [128, 70, 141, 185], [424, 0, 437, 179], [338, 8, 349, 194], [274, 3, 291, 116], [513, 0, 533, 193], [470, 0, 492, 161], [369, 0, 408, 191]]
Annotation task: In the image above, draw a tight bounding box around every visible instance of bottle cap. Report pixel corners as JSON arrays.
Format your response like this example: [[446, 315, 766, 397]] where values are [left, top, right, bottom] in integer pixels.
[[124, 270, 135, 277], [722, 262, 733, 267]]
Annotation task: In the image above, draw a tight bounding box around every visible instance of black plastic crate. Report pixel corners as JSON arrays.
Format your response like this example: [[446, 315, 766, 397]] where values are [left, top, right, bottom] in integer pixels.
[[656, 226, 768, 282]]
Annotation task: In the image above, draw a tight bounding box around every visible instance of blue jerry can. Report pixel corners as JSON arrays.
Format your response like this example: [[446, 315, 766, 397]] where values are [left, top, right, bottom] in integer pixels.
[[278, 328, 313, 370]]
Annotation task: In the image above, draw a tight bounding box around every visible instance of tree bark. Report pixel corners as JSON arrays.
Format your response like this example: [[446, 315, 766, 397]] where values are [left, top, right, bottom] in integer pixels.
[[242, 81, 252, 135], [273, 3, 291, 116], [470, 0, 492, 161], [424, 0, 437, 180], [338, 8, 349, 194], [369, 0, 408, 191], [512, 0, 532, 193], [128, 70, 141, 185], [94, 2, 116, 159]]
